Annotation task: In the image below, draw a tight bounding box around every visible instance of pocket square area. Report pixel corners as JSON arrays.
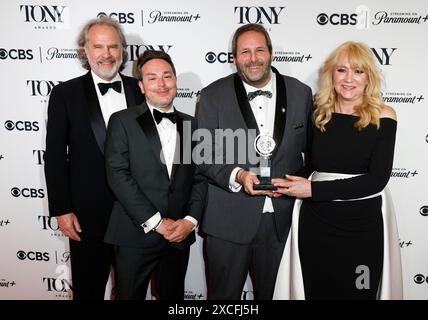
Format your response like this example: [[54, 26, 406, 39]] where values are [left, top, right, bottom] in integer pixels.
[[293, 123, 304, 129]]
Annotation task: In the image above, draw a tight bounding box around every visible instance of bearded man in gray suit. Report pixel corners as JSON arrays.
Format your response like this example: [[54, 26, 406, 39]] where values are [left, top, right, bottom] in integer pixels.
[[197, 23, 313, 300]]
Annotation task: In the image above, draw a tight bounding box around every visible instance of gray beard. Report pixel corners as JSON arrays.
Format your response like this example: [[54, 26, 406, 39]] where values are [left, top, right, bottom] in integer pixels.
[[89, 58, 122, 80]]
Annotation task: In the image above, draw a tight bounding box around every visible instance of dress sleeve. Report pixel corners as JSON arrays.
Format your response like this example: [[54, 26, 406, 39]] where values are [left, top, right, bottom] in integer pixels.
[[311, 118, 397, 201], [293, 119, 315, 179], [293, 159, 315, 179]]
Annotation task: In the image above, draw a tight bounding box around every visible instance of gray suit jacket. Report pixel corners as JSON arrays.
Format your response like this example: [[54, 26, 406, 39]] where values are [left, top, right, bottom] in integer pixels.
[[104, 102, 207, 249], [196, 67, 313, 244]]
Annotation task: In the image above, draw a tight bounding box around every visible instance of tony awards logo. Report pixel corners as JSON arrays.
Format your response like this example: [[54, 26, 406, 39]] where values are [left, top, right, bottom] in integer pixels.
[[253, 134, 277, 190]]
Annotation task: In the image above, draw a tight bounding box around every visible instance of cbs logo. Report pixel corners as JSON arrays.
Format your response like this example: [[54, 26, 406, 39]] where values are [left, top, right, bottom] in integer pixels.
[[317, 13, 357, 25], [420, 206, 428, 216], [17, 250, 50, 262], [205, 51, 234, 64], [11, 187, 45, 198], [414, 274, 428, 284], [4, 120, 39, 131], [97, 12, 134, 24], [0, 48, 33, 60]]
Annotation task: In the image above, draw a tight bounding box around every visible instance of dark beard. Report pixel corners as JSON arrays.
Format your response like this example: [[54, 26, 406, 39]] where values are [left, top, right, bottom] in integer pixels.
[[236, 61, 272, 88]]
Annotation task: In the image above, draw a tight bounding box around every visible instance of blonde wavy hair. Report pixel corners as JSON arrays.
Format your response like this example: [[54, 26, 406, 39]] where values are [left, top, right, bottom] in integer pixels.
[[314, 41, 386, 131]]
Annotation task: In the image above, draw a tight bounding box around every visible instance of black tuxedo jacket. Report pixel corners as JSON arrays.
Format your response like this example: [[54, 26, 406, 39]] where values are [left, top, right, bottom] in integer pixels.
[[44, 72, 144, 239], [104, 102, 207, 249]]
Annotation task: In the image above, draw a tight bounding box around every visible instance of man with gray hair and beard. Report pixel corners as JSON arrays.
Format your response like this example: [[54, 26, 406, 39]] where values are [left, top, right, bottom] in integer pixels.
[[44, 17, 143, 300]]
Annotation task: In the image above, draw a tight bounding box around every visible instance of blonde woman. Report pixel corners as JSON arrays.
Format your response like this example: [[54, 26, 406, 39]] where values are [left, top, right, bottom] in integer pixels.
[[273, 42, 402, 300]]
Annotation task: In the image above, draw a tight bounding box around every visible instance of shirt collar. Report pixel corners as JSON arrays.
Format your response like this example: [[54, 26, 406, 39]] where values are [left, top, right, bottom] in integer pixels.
[[242, 71, 275, 94], [146, 101, 175, 115], [91, 70, 122, 84]]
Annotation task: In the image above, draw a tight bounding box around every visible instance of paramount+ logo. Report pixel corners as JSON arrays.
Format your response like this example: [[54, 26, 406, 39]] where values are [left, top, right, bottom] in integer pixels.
[[11, 187, 45, 198], [43, 47, 77, 61], [17, 250, 50, 262], [184, 290, 204, 300], [0, 279, 16, 288]]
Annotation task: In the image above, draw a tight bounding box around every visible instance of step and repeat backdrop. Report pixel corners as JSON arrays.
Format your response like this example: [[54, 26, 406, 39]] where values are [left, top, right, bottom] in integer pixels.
[[0, 0, 427, 300]]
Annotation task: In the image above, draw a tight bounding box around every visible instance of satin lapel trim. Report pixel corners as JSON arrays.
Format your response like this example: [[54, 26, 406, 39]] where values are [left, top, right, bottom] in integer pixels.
[[122, 75, 136, 109], [272, 67, 287, 159], [136, 106, 169, 179], [170, 113, 184, 183], [233, 73, 259, 139], [84, 72, 106, 155]]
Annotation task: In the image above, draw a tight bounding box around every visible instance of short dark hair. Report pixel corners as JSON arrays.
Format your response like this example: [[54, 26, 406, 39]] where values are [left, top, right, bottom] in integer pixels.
[[77, 17, 128, 71], [136, 50, 176, 81], [232, 23, 273, 57]]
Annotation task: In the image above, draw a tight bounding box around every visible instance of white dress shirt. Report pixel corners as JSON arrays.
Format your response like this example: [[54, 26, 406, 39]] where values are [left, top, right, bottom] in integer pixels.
[[142, 103, 198, 233], [91, 71, 127, 126], [229, 72, 276, 213]]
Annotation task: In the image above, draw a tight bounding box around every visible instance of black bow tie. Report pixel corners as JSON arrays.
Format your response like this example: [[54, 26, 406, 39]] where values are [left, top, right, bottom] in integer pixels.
[[98, 81, 122, 95], [153, 109, 178, 124], [247, 90, 272, 101]]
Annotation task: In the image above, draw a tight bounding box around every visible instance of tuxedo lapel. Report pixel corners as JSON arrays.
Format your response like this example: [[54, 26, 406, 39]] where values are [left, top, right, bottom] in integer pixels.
[[170, 113, 184, 183], [272, 67, 287, 159], [122, 75, 139, 109], [233, 74, 260, 137], [84, 72, 107, 155], [136, 104, 169, 179], [233, 68, 287, 159]]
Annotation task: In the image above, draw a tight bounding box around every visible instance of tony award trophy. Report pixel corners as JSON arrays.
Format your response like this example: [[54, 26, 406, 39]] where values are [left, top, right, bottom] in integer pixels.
[[253, 134, 277, 190]]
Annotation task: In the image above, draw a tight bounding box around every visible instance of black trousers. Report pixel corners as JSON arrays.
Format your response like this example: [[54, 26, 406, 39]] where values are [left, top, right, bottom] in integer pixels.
[[69, 238, 115, 300], [114, 243, 190, 300], [206, 213, 287, 300]]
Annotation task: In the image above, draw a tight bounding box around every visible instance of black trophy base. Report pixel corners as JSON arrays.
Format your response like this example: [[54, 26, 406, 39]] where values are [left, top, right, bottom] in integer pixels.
[[253, 183, 277, 191]]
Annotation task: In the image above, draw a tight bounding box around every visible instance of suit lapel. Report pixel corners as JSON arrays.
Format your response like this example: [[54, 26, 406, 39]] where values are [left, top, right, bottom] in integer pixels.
[[136, 103, 169, 179], [122, 75, 138, 109], [170, 112, 184, 183], [271, 67, 287, 159], [84, 72, 106, 155], [233, 73, 260, 136], [233, 68, 287, 159]]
